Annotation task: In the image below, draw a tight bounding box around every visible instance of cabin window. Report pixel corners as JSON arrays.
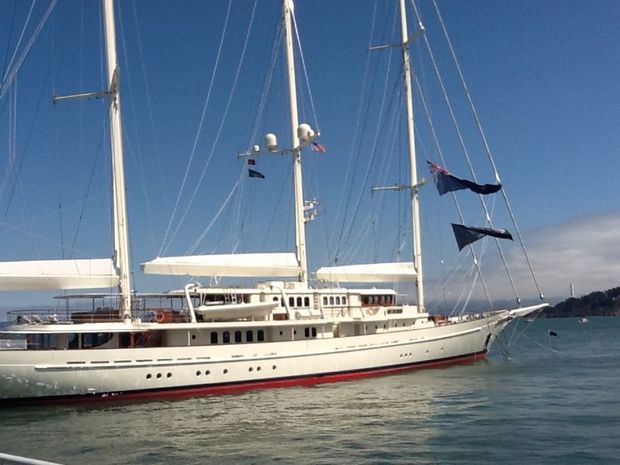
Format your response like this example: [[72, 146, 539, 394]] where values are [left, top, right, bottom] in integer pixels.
[[343, 296, 347, 305], [210, 332, 218, 344], [329, 296, 334, 305], [28, 333, 57, 350], [82, 333, 113, 349], [235, 331, 242, 343], [323, 296, 328, 305], [257, 330, 265, 342], [246, 330, 254, 342], [273, 297, 279, 302], [335, 296, 341, 305], [67, 334, 79, 349], [312, 327, 317, 337], [223, 331, 230, 344], [304, 327, 310, 338], [296, 297, 302, 307], [289, 297, 295, 307], [304, 297, 310, 307]]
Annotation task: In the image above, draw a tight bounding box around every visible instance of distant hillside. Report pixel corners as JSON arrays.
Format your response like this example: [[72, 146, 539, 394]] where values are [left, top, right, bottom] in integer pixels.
[[542, 287, 620, 318]]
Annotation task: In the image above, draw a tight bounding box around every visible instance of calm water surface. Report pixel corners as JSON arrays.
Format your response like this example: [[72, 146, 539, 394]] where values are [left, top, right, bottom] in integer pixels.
[[0, 317, 618, 464]]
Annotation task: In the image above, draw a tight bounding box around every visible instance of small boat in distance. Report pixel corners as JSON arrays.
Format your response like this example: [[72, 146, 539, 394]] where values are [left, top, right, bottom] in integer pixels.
[[0, 0, 546, 406], [579, 317, 590, 324]]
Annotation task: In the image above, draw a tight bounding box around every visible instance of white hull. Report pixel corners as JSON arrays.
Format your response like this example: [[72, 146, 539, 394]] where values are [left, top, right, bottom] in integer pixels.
[[0, 311, 515, 404]]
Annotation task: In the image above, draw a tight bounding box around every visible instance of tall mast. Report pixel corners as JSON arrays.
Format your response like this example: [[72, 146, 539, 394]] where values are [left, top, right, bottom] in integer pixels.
[[102, 0, 132, 316], [398, 0, 424, 309], [282, 0, 308, 285]]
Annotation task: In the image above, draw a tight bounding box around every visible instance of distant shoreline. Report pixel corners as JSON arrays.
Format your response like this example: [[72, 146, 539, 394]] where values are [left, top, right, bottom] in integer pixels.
[[540, 286, 620, 318]]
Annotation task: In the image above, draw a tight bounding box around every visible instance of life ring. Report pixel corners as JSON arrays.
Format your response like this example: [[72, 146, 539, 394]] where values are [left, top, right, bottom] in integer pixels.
[[366, 307, 379, 316], [155, 311, 167, 323]]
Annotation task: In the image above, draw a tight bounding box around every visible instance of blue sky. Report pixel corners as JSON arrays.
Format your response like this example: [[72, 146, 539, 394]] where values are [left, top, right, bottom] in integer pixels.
[[0, 0, 619, 310]]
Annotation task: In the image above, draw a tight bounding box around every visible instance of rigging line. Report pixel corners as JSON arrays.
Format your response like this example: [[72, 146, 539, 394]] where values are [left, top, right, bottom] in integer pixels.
[[0, 83, 18, 204], [338, 90, 400, 265], [187, 166, 244, 255], [0, 0, 57, 100], [117, 2, 158, 255], [330, 0, 379, 262], [158, 0, 233, 256], [0, 207, 103, 254], [414, 76, 493, 308], [1, 0, 35, 85], [230, 22, 281, 252], [164, 0, 259, 255], [431, 0, 544, 300], [69, 113, 107, 258], [337, 50, 398, 262], [246, 23, 282, 149], [2, 58, 53, 218], [58, 201, 65, 259], [411, 1, 520, 304], [261, 176, 291, 251], [291, 9, 319, 133], [0, 192, 105, 240], [130, 1, 167, 246], [1, 0, 18, 81]]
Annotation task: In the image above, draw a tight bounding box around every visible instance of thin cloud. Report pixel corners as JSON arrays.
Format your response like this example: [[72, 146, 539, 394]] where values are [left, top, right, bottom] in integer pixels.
[[482, 212, 620, 303], [424, 212, 620, 308]]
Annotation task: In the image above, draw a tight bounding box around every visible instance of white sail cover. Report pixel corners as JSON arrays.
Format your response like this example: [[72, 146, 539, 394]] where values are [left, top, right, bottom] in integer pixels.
[[141, 253, 301, 278], [0, 258, 119, 291], [315, 262, 416, 283]]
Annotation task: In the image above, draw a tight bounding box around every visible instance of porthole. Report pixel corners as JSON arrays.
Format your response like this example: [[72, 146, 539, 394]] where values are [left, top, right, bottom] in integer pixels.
[[249, 367, 253, 372], [196, 370, 201, 376], [279, 330, 283, 336], [257, 366, 261, 371], [272, 365, 277, 370], [191, 334, 197, 340], [205, 370, 211, 375], [146, 373, 152, 379], [223, 369, 228, 374], [156, 373, 162, 379], [167, 372, 172, 378]]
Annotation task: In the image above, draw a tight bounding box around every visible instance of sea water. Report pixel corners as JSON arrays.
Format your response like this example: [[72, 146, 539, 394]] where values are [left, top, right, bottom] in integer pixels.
[[0, 317, 618, 465]]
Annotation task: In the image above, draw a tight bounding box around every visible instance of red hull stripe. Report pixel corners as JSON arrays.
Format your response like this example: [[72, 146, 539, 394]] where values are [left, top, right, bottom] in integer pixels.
[[1, 351, 486, 408]]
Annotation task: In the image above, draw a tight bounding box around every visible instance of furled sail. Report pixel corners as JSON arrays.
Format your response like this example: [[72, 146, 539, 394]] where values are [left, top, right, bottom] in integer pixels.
[[451, 224, 513, 251], [315, 262, 416, 283], [0, 258, 119, 291], [427, 160, 501, 196], [141, 253, 300, 278]]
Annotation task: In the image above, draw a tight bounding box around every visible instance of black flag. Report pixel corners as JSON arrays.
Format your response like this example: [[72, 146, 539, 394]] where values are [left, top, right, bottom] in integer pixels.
[[248, 168, 265, 179], [451, 224, 513, 251]]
